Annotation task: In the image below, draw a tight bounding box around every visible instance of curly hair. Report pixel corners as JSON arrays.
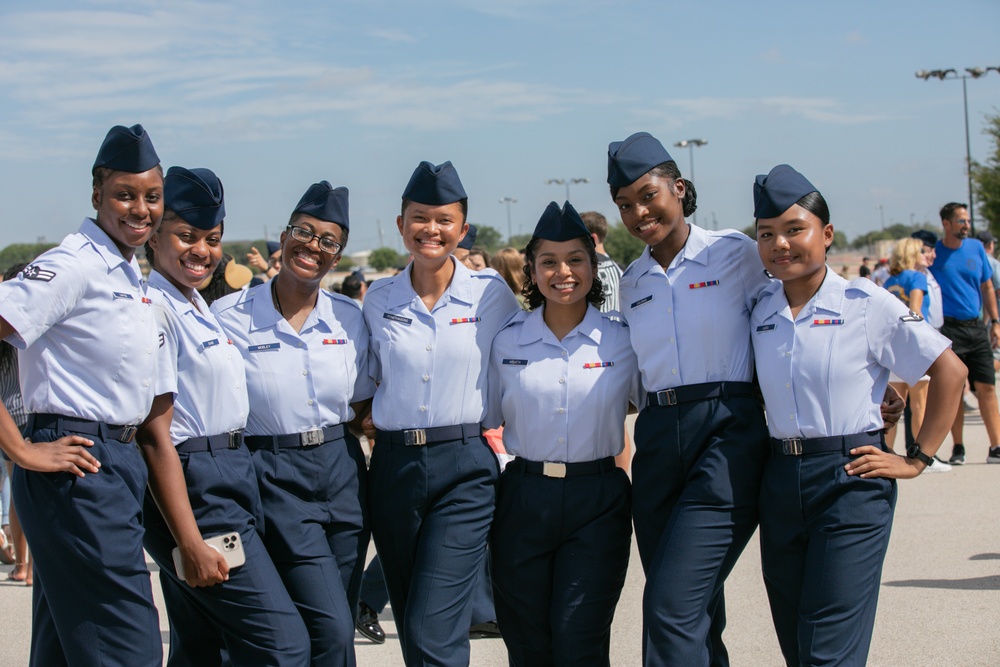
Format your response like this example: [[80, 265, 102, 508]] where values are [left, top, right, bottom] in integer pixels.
[[521, 236, 605, 311]]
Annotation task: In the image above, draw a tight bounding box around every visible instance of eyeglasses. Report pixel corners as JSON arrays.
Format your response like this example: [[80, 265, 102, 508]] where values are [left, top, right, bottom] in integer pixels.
[[952, 218, 972, 226], [286, 225, 343, 255]]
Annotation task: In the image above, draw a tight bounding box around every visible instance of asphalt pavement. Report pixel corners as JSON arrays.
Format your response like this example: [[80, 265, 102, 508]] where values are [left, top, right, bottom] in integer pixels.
[[1, 412, 998, 666]]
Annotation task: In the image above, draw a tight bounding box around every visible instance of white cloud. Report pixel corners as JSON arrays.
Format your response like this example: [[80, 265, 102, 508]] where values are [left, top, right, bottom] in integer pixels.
[[846, 30, 864, 43], [639, 96, 891, 126]]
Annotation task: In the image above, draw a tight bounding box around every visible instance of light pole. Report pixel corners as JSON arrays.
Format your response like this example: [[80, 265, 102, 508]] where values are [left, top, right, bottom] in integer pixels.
[[876, 204, 885, 231], [916, 67, 1000, 232], [673, 139, 708, 225], [499, 197, 517, 241], [546, 177, 589, 201]]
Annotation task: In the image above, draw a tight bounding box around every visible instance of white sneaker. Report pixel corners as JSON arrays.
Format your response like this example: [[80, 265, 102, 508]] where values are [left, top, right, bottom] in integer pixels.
[[924, 456, 953, 473]]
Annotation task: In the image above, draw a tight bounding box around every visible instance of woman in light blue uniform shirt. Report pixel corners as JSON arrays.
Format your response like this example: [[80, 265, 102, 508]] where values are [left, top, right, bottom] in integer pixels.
[[608, 132, 772, 666], [362, 161, 521, 666], [0, 125, 164, 666], [750, 164, 966, 666], [137, 166, 309, 666], [484, 201, 640, 666], [213, 181, 374, 666]]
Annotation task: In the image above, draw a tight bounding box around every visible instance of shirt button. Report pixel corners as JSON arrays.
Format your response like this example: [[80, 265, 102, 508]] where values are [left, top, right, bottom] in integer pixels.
[[672, 369, 678, 375], [426, 345, 432, 351], [558, 437, 565, 443], [786, 383, 791, 388], [669, 337, 675, 343], [302, 370, 309, 376], [422, 374, 430, 382], [420, 405, 427, 412], [667, 308, 672, 314], [558, 378, 565, 384], [789, 414, 794, 420], [557, 408, 565, 414], [307, 399, 314, 406], [143, 380, 150, 387], [561, 350, 567, 357]]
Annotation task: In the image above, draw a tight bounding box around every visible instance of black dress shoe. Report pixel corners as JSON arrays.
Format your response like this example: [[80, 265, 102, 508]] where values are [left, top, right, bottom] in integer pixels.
[[356, 602, 386, 644], [469, 621, 502, 639]]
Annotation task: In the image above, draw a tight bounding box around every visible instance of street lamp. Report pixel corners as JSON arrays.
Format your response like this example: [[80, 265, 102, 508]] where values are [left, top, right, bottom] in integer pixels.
[[915, 67, 1000, 232], [545, 177, 589, 201], [673, 139, 708, 225], [499, 197, 517, 241], [876, 204, 885, 231]]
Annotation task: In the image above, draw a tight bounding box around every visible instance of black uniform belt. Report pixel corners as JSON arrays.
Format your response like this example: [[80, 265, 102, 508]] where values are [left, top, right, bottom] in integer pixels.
[[377, 423, 481, 446], [647, 381, 755, 408], [245, 424, 346, 451], [30, 413, 139, 444], [769, 432, 883, 456], [943, 316, 982, 328], [176, 430, 244, 453], [512, 456, 616, 479]]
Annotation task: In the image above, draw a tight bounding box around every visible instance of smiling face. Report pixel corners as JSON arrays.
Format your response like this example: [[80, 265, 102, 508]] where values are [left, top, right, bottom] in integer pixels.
[[942, 206, 971, 244], [149, 213, 223, 297], [280, 214, 343, 284], [91, 167, 164, 258], [397, 201, 468, 265], [530, 238, 594, 307], [755, 204, 833, 285], [613, 172, 686, 250]]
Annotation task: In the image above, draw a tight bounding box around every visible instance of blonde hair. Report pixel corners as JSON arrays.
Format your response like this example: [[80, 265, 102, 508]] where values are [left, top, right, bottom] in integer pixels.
[[889, 237, 924, 275], [490, 247, 525, 295]]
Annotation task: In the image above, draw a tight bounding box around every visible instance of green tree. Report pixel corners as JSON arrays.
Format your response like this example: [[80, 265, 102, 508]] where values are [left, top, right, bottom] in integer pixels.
[[604, 222, 645, 267], [336, 256, 356, 272], [369, 247, 404, 272], [507, 234, 533, 250], [0, 243, 57, 274], [472, 224, 502, 252], [973, 109, 1000, 235], [831, 230, 848, 249]]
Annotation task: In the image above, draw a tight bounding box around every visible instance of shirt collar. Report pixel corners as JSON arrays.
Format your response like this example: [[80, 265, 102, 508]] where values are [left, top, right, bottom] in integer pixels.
[[625, 223, 710, 283], [757, 266, 845, 322], [147, 270, 197, 317], [248, 281, 334, 334], [386, 256, 474, 310], [80, 218, 137, 274], [518, 304, 603, 346]]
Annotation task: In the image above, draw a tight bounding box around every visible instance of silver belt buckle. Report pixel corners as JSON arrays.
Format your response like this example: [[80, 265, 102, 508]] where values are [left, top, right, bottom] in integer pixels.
[[300, 429, 324, 447], [403, 429, 427, 446], [542, 461, 566, 478], [656, 389, 677, 407], [119, 425, 137, 443], [782, 438, 803, 456], [228, 431, 243, 449]]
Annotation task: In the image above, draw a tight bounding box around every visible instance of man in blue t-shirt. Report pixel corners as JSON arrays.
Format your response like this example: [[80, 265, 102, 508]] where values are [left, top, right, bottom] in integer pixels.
[[930, 202, 1000, 465]]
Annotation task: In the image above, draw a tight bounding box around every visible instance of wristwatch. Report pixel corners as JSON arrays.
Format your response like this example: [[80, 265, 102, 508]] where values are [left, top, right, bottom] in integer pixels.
[[906, 443, 934, 467]]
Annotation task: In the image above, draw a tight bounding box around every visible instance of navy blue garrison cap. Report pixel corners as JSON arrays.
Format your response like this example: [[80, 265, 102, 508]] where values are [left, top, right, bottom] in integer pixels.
[[294, 181, 349, 231], [164, 167, 225, 230], [266, 241, 281, 256], [607, 132, 674, 188], [93, 124, 160, 173], [910, 229, 938, 248], [457, 223, 478, 251], [402, 161, 467, 205], [531, 201, 591, 243], [753, 164, 818, 219]]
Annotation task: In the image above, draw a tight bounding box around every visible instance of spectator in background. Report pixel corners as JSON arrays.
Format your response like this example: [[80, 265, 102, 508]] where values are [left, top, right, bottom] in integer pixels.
[[198, 253, 253, 306], [581, 210, 623, 313], [912, 230, 944, 330], [467, 247, 490, 271], [872, 258, 890, 286], [489, 247, 526, 309], [453, 223, 477, 267], [247, 240, 281, 282], [860, 256, 872, 280], [341, 272, 367, 307], [977, 230, 1000, 320], [930, 202, 1000, 465]]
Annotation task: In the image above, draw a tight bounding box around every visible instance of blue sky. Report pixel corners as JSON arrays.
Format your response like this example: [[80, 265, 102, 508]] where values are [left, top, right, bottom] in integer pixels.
[[2, 0, 999, 253]]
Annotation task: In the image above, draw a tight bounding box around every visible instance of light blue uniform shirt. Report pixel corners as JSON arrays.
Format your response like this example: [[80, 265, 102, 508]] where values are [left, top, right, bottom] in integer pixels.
[[751, 271, 950, 440], [0, 218, 156, 425], [212, 284, 375, 436], [147, 270, 248, 444], [363, 258, 521, 431], [484, 306, 642, 462], [619, 225, 772, 392]]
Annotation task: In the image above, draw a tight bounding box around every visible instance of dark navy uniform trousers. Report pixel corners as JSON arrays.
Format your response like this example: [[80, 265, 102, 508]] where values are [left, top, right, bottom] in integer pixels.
[[759, 433, 896, 667], [142, 443, 310, 667], [370, 429, 498, 666], [14, 419, 162, 667], [251, 431, 369, 667], [631, 385, 769, 667], [490, 457, 631, 667]]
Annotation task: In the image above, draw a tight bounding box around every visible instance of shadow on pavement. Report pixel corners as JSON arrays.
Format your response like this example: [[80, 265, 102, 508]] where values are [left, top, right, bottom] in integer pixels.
[[883, 575, 1000, 590]]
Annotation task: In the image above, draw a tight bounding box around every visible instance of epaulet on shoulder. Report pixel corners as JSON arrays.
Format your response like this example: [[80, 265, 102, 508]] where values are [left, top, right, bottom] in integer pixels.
[[473, 267, 506, 283], [602, 310, 629, 328], [366, 275, 393, 294], [845, 278, 878, 296], [709, 227, 755, 244], [211, 285, 253, 313], [760, 279, 784, 299], [322, 288, 361, 311], [500, 309, 529, 331]]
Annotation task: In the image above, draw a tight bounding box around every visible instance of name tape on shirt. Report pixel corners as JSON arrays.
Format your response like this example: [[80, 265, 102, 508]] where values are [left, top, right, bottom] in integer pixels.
[[202, 339, 220, 349], [21, 264, 55, 282], [323, 338, 348, 345], [112, 291, 134, 300], [502, 359, 528, 365], [812, 319, 845, 326], [900, 311, 924, 323], [249, 342, 281, 353], [383, 313, 412, 325], [689, 280, 720, 289], [583, 362, 614, 369], [630, 295, 653, 309], [450, 317, 482, 325], [755, 324, 776, 332]]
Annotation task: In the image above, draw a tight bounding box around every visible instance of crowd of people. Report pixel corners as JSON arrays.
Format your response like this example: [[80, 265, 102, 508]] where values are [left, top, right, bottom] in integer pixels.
[[0, 123, 991, 667]]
